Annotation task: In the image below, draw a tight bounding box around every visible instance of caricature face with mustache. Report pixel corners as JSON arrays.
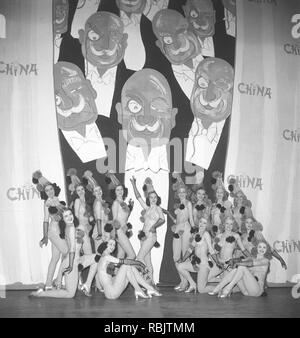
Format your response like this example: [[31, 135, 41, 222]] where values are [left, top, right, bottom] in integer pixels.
[[190, 58, 234, 123], [152, 9, 201, 65], [116, 69, 177, 149], [78, 12, 128, 71], [183, 0, 216, 39], [53, 0, 69, 35], [116, 0, 147, 14], [54, 62, 98, 131]]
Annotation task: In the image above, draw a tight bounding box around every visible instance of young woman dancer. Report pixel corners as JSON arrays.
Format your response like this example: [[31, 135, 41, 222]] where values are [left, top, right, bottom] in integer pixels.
[[97, 239, 162, 300], [32, 171, 68, 290], [30, 208, 98, 298], [176, 216, 220, 293], [241, 217, 287, 269], [106, 172, 135, 259], [130, 177, 165, 285], [171, 174, 195, 290], [209, 240, 271, 297], [210, 172, 232, 232], [192, 186, 212, 228]]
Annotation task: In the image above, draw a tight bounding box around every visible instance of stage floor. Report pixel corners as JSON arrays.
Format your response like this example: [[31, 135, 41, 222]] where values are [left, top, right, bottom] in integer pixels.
[[0, 287, 299, 318]]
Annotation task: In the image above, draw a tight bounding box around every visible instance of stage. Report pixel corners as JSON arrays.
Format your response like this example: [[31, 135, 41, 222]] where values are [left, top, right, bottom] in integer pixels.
[[1, 287, 299, 318]]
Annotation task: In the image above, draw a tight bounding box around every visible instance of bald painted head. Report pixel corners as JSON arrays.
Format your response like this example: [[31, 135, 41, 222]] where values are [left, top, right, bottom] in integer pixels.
[[78, 12, 128, 70], [152, 9, 201, 65], [116, 68, 177, 148], [190, 57, 234, 122], [53, 0, 69, 35]]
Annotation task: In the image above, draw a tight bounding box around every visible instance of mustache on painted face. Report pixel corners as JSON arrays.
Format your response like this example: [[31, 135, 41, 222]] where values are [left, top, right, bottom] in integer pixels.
[[89, 43, 119, 57], [56, 94, 86, 117], [168, 38, 191, 56], [121, 0, 140, 5], [131, 118, 161, 133]]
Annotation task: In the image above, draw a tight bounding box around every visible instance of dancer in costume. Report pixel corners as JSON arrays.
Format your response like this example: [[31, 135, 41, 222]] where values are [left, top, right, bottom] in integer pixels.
[[106, 172, 135, 259], [209, 240, 271, 297], [130, 176, 165, 285], [97, 239, 162, 300], [30, 209, 98, 298], [176, 216, 220, 293], [192, 185, 212, 228], [32, 170, 68, 290]]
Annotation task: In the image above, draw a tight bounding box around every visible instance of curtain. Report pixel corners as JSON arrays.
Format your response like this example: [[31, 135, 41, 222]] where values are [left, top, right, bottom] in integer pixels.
[[0, 0, 66, 285], [225, 0, 300, 283]]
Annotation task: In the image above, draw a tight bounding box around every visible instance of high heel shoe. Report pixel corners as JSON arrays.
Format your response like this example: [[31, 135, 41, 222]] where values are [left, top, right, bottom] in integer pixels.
[[208, 290, 219, 296], [147, 289, 162, 298], [185, 285, 197, 294], [174, 284, 182, 290], [219, 287, 232, 298], [135, 291, 149, 299], [44, 286, 53, 291], [81, 284, 92, 297]]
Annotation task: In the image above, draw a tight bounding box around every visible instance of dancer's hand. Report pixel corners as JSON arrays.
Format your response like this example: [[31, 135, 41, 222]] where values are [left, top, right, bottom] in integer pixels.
[[130, 176, 137, 186], [281, 260, 287, 270], [63, 265, 73, 275], [134, 260, 146, 271], [39, 236, 48, 248]]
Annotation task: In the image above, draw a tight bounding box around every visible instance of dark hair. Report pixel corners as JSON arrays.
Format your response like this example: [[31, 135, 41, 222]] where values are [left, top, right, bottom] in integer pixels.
[[110, 184, 128, 200], [58, 209, 79, 239], [74, 184, 94, 218], [97, 241, 109, 255], [146, 191, 161, 206], [40, 183, 61, 201]]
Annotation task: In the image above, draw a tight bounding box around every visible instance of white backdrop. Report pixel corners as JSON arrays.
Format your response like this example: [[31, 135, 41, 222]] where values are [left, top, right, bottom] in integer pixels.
[[225, 0, 300, 283], [0, 0, 65, 285]]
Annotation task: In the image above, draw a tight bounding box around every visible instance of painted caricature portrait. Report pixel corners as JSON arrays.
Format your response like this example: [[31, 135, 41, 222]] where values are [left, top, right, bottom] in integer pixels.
[[116, 68, 177, 149], [152, 9, 201, 65], [53, 0, 69, 35], [222, 0, 236, 16], [190, 57, 234, 124], [78, 12, 128, 72], [116, 0, 147, 15], [54, 62, 98, 135], [183, 0, 216, 39]]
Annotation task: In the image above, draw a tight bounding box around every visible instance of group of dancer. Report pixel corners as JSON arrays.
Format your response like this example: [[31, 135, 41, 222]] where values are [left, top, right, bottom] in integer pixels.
[[30, 169, 287, 300]]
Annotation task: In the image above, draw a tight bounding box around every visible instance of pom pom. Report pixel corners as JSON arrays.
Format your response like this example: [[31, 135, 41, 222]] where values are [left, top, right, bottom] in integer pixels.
[[248, 229, 255, 242], [171, 176, 177, 183], [105, 176, 111, 184], [138, 230, 146, 241], [48, 206, 58, 214], [94, 255, 101, 263], [173, 233, 180, 239], [141, 209, 146, 216], [78, 263, 84, 272], [107, 262, 116, 276], [66, 168, 77, 177], [226, 236, 236, 243], [126, 230, 133, 238], [191, 255, 201, 266], [195, 234, 202, 242], [32, 177, 39, 184], [239, 206, 245, 214], [104, 223, 113, 233], [66, 176, 72, 185], [60, 201, 66, 206], [208, 261, 213, 268], [228, 184, 234, 192], [82, 177, 89, 186], [190, 227, 198, 234], [145, 177, 152, 185], [32, 170, 42, 180], [128, 203, 133, 212], [220, 206, 226, 213], [179, 204, 185, 210], [211, 178, 217, 185], [127, 223, 132, 230], [112, 220, 121, 230], [214, 243, 221, 252], [216, 203, 222, 209], [154, 241, 160, 248], [199, 204, 205, 211], [83, 170, 93, 178], [212, 225, 218, 233], [140, 216, 145, 223], [142, 184, 147, 191]]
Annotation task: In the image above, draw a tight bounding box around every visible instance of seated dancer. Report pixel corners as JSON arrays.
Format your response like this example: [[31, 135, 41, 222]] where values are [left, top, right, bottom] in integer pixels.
[[171, 173, 196, 290], [32, 170, 68, 291], [130, 176, 165, 286], [208, 215, 250, 282], [30, 209, 98, 298], [209, 240, 271, 297], [210, 172, 232, 233], [241, 217, 287, 270], [228, 178, 253, 231], [192, 185, 212, 229], [106, 172, 135, 259], [176, 216, 220, 293], [97, 239, 162, 300]]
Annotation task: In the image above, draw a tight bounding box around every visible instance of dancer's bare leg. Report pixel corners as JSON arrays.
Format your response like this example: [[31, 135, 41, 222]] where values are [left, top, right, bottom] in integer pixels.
[[117, 230, 136, 259], [211, 269, 237, 293], [177, 261, 196, 288], [197, 265, 215, 293]]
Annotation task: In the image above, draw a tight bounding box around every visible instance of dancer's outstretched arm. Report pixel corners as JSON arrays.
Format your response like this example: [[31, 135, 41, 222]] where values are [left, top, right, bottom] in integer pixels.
[[130, 176, 147, 210], [40, 203, 50, 247]]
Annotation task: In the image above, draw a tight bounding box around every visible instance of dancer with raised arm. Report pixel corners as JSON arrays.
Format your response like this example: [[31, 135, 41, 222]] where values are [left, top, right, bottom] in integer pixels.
[[209, 241, 271, 297], [97, 239, 162, 300], [176, 216, 220, 293], [106, 172, 135, 259], [32, 170, 68, 291], [130, 176, 165, 285]]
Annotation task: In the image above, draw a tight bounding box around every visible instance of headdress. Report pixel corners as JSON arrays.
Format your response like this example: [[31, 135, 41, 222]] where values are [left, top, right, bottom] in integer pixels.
[[105, 171, 122, 191], [32, 170, 52, 192], [66, 168, 81, 194], [82, 170, 99, 192], [228, 177, 252, 208]]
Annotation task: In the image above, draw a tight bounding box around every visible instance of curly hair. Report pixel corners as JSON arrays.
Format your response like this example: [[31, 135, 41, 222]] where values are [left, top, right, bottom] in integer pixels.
[[219, 215, 239, 233], [251, 240, 273, 260], [58, 209, 79, 239], [146, 191, 162, 206], [174, 185, 192, 202], [73, 184, 94, 218], [195, 215, 212, 232], [233, 191, 248, 208], [191, 187, 207, 205], [241, 216, 263, 234], [110, 184, 128, 201], [40, 183, 61, 201], [213, 187, 229, 203]]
